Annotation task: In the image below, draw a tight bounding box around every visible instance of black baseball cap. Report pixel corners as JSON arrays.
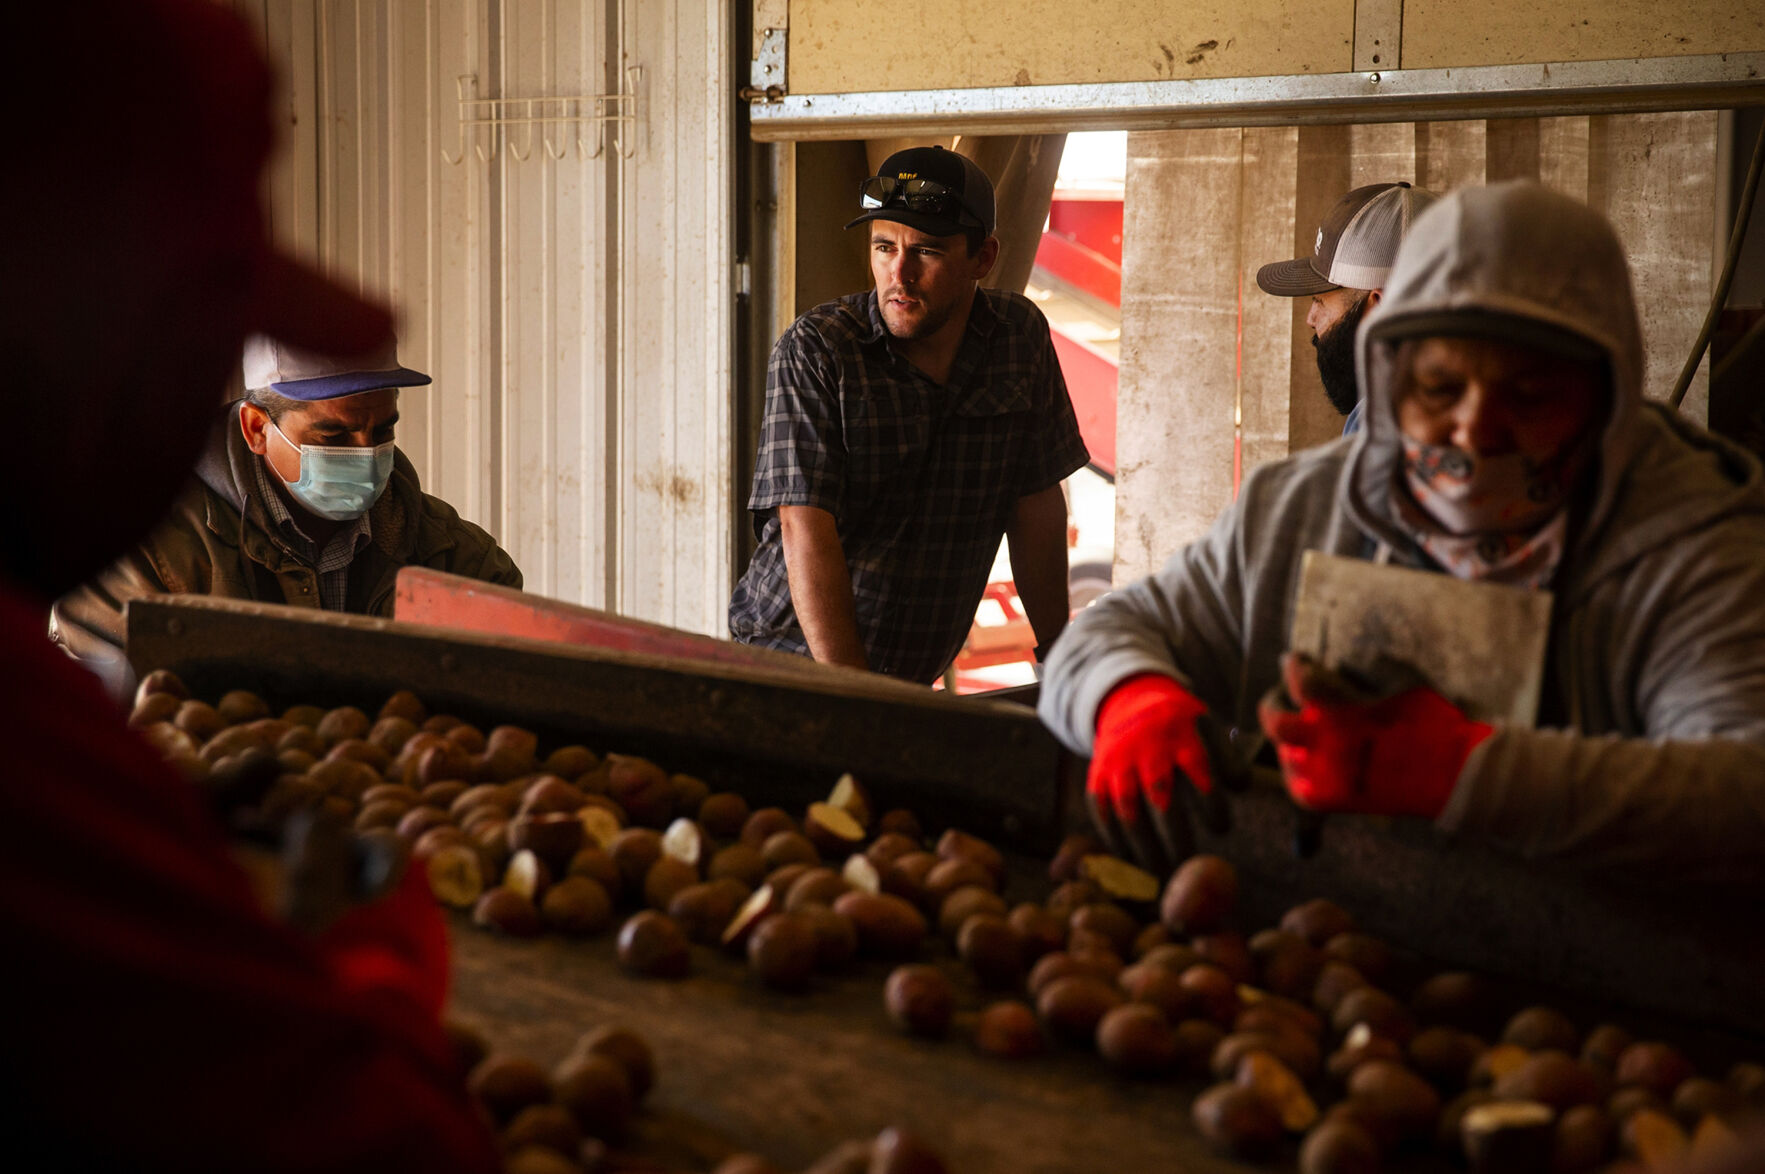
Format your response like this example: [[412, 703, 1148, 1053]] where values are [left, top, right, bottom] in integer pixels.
[[845, 144, 996, 239]]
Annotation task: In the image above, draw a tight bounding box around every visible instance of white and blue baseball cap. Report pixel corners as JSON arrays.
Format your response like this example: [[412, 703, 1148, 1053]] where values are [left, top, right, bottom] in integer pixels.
[[242, 333, 432, 401]]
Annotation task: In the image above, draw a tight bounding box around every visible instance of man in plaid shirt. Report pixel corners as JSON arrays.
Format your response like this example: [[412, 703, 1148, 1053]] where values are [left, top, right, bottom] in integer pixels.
[[730, 145, 1090, 684]]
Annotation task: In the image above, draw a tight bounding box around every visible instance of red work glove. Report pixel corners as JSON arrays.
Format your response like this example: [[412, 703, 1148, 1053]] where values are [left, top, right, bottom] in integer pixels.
[[1257, 653, 1493, 820], [317, 862, 451, 1021], [1087, 673, 1219, 872]]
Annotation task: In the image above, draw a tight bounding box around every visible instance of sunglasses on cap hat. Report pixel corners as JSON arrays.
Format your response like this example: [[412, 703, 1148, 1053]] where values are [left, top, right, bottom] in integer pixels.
[[858, 175, 984, 229]]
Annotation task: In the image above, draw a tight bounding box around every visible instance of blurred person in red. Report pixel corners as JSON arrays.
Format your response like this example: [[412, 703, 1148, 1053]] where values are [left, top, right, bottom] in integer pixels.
[[0, 3, 501, 1170]]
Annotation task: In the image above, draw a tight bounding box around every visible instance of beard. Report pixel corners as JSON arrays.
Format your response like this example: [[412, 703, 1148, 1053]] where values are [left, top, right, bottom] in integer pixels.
[[879, 287, 960, 342], [1312, 291, 1371, 417]]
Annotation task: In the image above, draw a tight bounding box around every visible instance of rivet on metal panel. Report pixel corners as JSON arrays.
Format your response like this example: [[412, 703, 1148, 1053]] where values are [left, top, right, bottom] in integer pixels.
[[1369, 72, 1382, 84], [166, 618, 184, 636], [439, 653, 459, 672]]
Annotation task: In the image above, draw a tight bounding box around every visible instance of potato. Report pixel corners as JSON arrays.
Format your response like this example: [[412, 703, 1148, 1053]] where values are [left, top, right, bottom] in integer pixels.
[[507, 812, 585, 870], [1080, 854, 1160, 903], [426, 843, 486, 908], [1008, 903, 1066, 962], [1119, 962, 1200, 1022], [936, 828, 1004, 885], [1408, 1025, 1486, 1093], [668, 881, 745, 944], [1619, 1109, 1689, 1167], [1027, 951, 1116, 997], [1192, 931, 1255, 985], [1312, 961, 1371, 1018], [1237, 1049, 1320, 1131], [1670, 1076, 1738, 1128], [974, 1000, 1043, 1059], [800, 903, 859, 971], [615, 911, 690, 978], [571, 1025, 655, 1101], [378, 690, 427, 724], [1493, 1050, 1604, 1111], [1552, 1103, 1610, 1173], [832, 891, 927, 959], [1253, 930, 1327, 1001], [552, 1052, 634, 1141], [740, 806, 797, 845], [923, 857, 995, 907], [605, 755, 673, 828], [315, 705, 371, 747], [519, 775, 587, 816], [784, 867, 850, 912], [418, 779, 469, 810], [866, 832, 921, 868], [354, 799, 409, 833], [720, 885, 777, 952], [540, 876, 614, 936], [1035, 974, 1124, 1044], [747, 909, 818, 992], [396, 805, 453, 844], [1459, 1099, 1554, 1173], [1175, 1019, 1228, 1077], [884, 964, 954, 1037], [1281, 898, 1355, 947], [1237, 993, 1323, 1041], [468, 1053, 552, 1122], [877, 808, 923, 840], [129, 691, 182, 728], [660, 818, 711, 873], [1178, 962, 1241, 1026], [938, 885, 1008, 940], [1615, 1041, 1696, 1100], [474, 887, 542, 937], [174, 699, 225, 742], [956, 913, 1023, 989], [1332, 985, 1414, 1045], [1469, 1041, 1532, 1089], [761, 829, 820, 870], [542, 744, 598, 779], [1503, 1006, 1580, 1055], [1411, 970, 1498, 1032], [880, 851, 940, 908], [708, 842, 768, 889], [840, 853, 881, 895], [329, 736, 393, 774], [445, 723, 486, 754], [1096, 1003, 1179, 1076], [1193, 1082, 1283, 1158], [803, 801, 866, 858], [1347, 1059, 1443, 1143], [608, 827, 664, 893], [501, 1101, 582, 1158], [698, 791, 750, 840], [1069, 902, 1140, 957], [1298, 1116, 1382, 1174], [642, 856, 700, 911], [1580, 1023, 1634, 1073], [1212, 1027, 1321, 1083], [1160, 854, 1238, 935]]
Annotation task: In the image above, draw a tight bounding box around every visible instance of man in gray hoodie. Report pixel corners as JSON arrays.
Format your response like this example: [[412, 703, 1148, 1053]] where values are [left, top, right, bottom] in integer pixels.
[[1039, 180, 1765, 888]]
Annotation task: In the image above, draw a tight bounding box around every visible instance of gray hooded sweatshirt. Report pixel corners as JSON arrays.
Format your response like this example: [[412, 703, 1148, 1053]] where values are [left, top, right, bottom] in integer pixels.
[[1039, 181, 1765, 889]]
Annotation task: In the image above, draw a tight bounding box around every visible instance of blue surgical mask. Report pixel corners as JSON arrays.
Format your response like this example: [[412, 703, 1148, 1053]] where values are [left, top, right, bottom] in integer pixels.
[[269, 420, 395, 521]]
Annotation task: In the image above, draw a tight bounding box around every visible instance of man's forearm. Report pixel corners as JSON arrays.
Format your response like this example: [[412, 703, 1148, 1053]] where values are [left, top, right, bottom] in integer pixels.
[[779, 505, 869, 670], [1007, 484, 1071, 653]]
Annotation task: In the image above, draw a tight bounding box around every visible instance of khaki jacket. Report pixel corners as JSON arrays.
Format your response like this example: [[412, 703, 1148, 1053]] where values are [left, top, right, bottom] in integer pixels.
[[52, 405, 522, 661]]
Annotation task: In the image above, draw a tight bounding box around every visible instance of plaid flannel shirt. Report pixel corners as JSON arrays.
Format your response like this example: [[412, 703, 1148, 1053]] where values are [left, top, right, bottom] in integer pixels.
[[249, 454, 373, 611], [729, 288, 1089, 684]]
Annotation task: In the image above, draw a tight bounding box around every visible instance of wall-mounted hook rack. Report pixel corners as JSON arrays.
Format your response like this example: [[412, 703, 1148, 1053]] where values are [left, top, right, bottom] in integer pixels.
[[440, 67, 642, 164]]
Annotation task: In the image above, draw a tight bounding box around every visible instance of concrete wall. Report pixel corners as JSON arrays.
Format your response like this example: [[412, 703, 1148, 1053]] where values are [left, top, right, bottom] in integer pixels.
[[1114, 112, 1720, 583]]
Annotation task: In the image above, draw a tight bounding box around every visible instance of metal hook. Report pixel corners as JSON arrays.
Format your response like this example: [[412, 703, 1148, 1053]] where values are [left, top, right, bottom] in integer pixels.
[[543, 127, 568, 160], [440, 74, 477, 165], [507, 102, 535, 162]]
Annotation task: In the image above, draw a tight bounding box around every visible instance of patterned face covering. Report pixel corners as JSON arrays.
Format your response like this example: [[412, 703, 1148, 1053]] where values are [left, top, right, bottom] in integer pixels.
[[1396, 438, 1591, 588]]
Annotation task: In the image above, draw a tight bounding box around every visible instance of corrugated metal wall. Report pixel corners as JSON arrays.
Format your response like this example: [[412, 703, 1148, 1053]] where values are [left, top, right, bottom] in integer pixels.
[[242, 0, 733, 635]]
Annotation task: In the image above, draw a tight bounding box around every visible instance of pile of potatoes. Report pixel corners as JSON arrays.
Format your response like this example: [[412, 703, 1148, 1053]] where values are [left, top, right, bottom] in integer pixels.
[[131, 675, 1764, 1174]]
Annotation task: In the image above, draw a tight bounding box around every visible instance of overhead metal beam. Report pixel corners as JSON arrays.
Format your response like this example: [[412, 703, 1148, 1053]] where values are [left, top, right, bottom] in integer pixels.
[[748, 52, 1765, 141]]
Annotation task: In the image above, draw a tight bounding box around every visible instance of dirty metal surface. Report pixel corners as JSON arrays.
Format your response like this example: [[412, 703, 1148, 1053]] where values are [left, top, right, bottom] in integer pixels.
[[126, 596, 1068, 845]]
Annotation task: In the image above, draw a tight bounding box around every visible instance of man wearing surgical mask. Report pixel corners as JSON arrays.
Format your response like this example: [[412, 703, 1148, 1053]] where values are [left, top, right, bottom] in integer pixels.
[[1040, 181, 1765, 889], [53, 335, 521, 681]]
